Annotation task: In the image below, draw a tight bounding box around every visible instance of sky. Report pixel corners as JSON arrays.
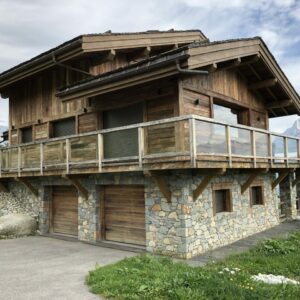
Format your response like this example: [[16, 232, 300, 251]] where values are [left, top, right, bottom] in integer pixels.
[[0, 0, 299, 132]]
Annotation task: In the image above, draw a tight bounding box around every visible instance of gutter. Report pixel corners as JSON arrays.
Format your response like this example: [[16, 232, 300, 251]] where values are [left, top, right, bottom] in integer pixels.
[[57, 50, 191, 98], [176, 61, 209, 75]]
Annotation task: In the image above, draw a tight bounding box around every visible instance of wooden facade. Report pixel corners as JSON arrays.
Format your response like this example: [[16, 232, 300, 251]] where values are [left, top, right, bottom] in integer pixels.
[[0, 31, 299, 178]]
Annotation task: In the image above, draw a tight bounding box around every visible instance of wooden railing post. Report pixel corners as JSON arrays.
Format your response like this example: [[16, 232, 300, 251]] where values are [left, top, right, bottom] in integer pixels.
[[189, 118, 197, 168], [0, 149, 2, 178], [66, 138, 70, 174], [18, 146, 21, 177], [138, 127, 145, 169], [97, 133, 103, 172], [252, 130, 256, 168], [269, 134, 273, 168], [40, 143, 44, 175], [226, 125, 232, 168], [298, 139, 300, 161], [284, 137, 288, 167]]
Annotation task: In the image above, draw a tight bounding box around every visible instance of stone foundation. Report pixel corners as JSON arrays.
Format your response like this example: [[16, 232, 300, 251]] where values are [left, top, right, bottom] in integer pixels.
[[0, 170, 296, 258]]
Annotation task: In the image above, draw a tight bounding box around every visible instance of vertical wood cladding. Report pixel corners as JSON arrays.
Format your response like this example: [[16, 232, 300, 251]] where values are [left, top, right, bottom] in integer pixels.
[[181, 69, 268, 129]]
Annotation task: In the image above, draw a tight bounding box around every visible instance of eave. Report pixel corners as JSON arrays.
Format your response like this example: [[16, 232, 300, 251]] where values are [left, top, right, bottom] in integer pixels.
[[0, 30, 206, 90], [186, 38, 300, 117]]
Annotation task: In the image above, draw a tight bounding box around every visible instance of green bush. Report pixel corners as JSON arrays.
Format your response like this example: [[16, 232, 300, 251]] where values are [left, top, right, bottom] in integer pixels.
[[257, 238, 296, 255]]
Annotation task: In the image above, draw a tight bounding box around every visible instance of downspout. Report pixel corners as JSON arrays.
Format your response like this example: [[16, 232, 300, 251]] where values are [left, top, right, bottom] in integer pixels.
[[176, 61, 209, 75]]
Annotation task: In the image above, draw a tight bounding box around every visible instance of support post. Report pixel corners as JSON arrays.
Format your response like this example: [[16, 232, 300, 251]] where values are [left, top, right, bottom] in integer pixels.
[[226, 125, 232, 167], [138, 127, 144, 169], [97, 133, 103, 172], [66, 138, 70, 174], [14, 177, 38, 197], [40, 143, 44, 175], [147, 171, 171, 203], [272, 171, 290, 190], [62, 174, 89, 199], [189, 118, 197, 168]]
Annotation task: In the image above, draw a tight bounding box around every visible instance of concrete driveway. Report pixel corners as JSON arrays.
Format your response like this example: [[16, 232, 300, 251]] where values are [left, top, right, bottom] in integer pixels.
[[0, 236, 136, 300]]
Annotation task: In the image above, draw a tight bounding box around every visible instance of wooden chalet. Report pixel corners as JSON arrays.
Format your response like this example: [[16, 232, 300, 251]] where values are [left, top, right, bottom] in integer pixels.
[[0, 30, 299, 258]]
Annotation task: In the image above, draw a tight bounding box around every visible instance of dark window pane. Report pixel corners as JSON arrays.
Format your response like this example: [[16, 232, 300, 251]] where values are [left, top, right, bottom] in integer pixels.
[[103, 103, 143, 159], [22, 127, 32, 143], [251, 186, 263, 205], [214, 189, 231, 214], [53, 118, 75, 138]]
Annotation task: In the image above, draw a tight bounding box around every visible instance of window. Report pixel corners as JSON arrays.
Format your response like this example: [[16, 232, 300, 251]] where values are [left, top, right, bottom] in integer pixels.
[[21, 127, 32, 143], [52, 118, 75, 138], [213, 188, 232, 215], [250, 186, 264, 206], [213, 103, 249, 126]]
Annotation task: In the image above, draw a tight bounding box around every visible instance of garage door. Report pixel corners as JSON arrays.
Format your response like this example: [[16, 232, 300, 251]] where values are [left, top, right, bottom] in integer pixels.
[[52, 186, 78, 236], [103, 185, 145, 246]]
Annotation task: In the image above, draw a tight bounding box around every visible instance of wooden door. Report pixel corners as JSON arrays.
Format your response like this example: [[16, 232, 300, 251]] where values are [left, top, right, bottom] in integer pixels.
[[52, 186, 78, 236], [102, 185, 145, 246]]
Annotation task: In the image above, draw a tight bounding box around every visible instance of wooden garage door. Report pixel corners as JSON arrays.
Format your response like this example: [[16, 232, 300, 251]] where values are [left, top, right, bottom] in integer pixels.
[[103, 185, 145, 246], [52, 186, 78, 236]]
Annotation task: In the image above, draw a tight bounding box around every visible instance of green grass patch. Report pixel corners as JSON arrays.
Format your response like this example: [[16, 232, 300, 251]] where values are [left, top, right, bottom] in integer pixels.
[[86, 231, 300, 299]]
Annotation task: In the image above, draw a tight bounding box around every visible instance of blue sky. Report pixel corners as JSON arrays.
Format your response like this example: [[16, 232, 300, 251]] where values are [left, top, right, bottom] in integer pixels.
[[0, 0, 299, 132]]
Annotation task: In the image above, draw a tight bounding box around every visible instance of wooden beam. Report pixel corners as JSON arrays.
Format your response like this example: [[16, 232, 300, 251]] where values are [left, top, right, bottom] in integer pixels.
[[0, 181, 9, 193], [148, 171, 171, 203], [268, 100, 292, 109], [208, 63, 217, 73], [62, 174, 89, 199], [104, 49, 116, 61], [249, 78, 278, 90], [219, 57, 241, 70], [14, 177, 38, 197], [292, 170, 300, 187], [193, 168, 226, 200], [241, 169, 268, 194], [272, 171, 290, 190]]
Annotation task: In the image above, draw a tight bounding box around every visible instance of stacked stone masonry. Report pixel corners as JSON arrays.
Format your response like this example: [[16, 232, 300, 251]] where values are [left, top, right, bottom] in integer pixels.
[[0, 170, 298, 259]]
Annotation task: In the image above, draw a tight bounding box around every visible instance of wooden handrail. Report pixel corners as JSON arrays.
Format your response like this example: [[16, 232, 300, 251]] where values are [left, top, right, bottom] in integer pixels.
[[1, 114, 300, 177]]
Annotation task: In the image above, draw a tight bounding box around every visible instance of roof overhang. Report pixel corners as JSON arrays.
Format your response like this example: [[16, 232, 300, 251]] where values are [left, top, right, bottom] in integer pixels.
[[0, 30, 206, 90], [57, 37, 300, 118], [186, 38, 300, 117]]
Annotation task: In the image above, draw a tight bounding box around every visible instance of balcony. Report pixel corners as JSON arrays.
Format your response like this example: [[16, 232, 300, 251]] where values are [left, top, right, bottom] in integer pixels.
[[0, 115, 299, 178]]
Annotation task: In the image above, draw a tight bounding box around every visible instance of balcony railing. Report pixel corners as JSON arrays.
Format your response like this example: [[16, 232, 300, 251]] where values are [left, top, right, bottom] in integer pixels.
[[1, 115, 299, 177]]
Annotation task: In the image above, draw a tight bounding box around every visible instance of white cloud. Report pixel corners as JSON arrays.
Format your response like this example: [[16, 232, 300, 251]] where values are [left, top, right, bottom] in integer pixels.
[[0, 0, 299, 132]]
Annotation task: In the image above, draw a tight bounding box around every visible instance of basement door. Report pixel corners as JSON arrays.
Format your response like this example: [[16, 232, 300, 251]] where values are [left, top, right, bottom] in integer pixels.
[[51, 186, 78, 237], [102, 185, 145, 246]]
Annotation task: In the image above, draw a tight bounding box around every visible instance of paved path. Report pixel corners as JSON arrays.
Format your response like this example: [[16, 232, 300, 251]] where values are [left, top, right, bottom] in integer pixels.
[[188, 219, 300, 267], [0, 236, 136, 300]]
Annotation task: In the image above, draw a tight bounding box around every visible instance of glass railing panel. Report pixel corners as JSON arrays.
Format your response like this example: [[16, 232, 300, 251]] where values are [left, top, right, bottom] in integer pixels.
[[272, 135, 284, 162], [287, 138, 298, 162], [255, 132, 269, 157], [195, 120, 227, 154], [230, 128, 251, 156]]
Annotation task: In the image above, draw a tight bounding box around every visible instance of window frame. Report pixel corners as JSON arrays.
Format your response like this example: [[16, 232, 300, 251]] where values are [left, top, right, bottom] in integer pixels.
[[212, 183, 233, 215], [21, 126, 33, 144], [249, 184, 264, 207]]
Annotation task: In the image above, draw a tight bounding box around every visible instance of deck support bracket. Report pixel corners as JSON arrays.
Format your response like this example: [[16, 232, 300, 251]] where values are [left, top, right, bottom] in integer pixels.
[[146, 171, 171, 203], [193, 168, 226, 201], [62, 174, 89, 199], [14, 177, 38, 197], [271, 170, 291, 190], [0, 181, 9, 193], [241, 169, 268, 194], [292, 170, 300, 187]]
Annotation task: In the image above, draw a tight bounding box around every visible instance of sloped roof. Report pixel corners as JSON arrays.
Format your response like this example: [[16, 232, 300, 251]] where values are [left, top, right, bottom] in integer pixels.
[[56, 37, 300, 117], [0, 30, 206, 89]]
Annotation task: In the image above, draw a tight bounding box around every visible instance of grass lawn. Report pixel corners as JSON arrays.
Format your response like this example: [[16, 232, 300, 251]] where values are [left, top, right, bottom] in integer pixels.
[[86, 231, 300, 300]]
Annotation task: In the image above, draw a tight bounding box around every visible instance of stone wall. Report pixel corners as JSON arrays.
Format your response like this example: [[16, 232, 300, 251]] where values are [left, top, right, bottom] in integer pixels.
[[0, 180, 40, 217], [0, 170, 290, 259], [146, 171, 281, 259]]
